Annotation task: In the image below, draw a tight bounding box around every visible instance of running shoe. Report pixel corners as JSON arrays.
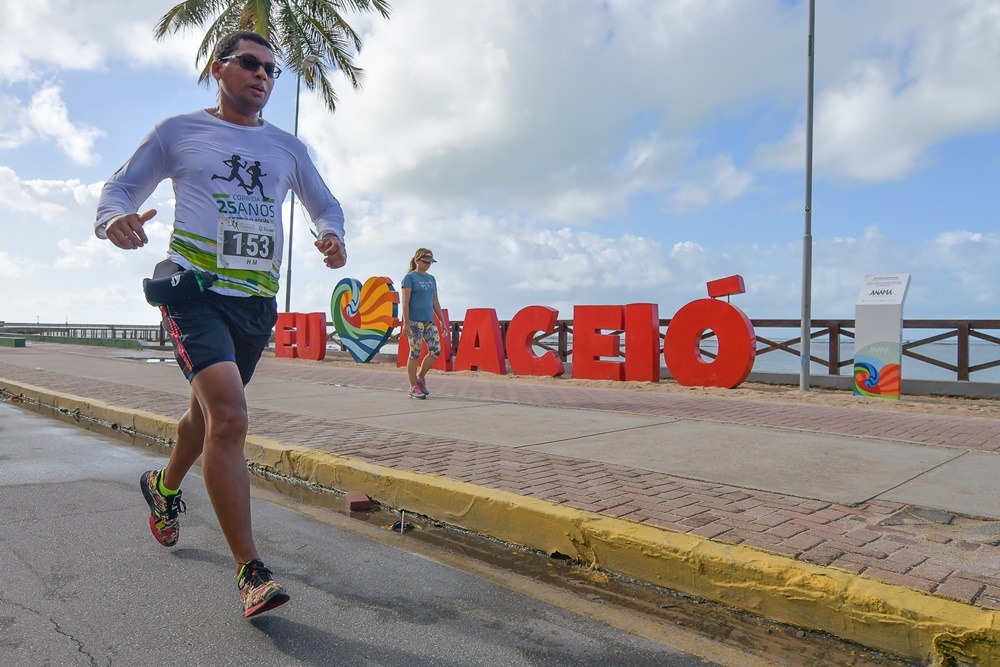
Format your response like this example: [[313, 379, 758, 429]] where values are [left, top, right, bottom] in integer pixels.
[[239, 559, 290, 618], [139, 469, 185, 547], [409, 386, 426, 399], [416, 377, 429, 396]]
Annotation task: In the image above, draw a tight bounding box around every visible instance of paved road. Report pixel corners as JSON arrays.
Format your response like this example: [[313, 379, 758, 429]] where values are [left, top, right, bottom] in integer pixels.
[[0, 402, 739, 667]]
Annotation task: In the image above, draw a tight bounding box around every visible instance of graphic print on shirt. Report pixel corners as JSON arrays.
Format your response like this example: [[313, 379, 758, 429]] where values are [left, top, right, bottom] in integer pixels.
[[210, 153, 277, 272], [212, 154, 249, 190]]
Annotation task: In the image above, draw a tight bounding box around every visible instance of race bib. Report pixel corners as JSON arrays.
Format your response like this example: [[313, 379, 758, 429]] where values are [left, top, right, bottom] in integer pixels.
[[217, 218, 276, 270]]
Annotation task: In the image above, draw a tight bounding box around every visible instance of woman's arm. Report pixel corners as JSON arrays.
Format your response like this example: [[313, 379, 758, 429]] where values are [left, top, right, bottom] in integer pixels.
[[432, 292, 444, 329], [401, 286, 412, 329]]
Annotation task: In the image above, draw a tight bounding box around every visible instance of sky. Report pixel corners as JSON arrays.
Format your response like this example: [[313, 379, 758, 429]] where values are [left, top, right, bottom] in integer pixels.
[[1, 0, 999, 327]]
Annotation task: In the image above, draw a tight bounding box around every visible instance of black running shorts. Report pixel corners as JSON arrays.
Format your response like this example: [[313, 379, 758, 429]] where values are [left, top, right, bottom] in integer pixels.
[[160, 291, 277, 385]]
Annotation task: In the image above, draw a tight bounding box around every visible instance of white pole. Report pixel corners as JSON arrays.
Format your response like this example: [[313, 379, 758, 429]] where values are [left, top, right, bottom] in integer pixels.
[[284, 55, 320, 313], [800, 0, 816, 391], [284, 72, 303, 313]]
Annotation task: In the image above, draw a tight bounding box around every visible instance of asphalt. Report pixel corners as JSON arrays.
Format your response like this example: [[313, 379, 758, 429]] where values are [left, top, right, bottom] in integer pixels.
[[1, 341, 998, 665]]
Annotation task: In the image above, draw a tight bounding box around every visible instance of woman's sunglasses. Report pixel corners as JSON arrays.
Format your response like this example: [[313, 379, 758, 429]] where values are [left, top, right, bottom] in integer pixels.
[[219, 53, 283, 80]]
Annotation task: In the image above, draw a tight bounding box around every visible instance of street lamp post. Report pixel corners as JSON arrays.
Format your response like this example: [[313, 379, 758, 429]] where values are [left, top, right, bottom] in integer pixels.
[[800, 0, 816, 391], [284, 55, 320, 313]]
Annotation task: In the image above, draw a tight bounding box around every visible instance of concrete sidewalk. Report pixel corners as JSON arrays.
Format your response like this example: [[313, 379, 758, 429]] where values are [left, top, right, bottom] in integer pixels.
[[1, 342, 998, 664]]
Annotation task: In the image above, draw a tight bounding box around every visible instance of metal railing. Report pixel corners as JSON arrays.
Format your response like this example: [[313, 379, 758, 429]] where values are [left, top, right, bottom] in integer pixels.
[[1, 323, 166, 345], [5, 319, 999, 383], [433, 318, 1000, 384], [751, 319, 1000, 382]]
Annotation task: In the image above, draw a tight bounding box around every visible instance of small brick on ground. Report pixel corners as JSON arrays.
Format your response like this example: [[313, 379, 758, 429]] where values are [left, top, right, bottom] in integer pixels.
[[346, 491, 372, 512]]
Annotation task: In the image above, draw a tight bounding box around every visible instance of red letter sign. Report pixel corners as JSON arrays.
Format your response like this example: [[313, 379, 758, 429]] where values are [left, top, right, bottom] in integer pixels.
[[296, 312, 328, 361], [453, 308, 507, 374], [506, 305, 565, 377], [274, 312, 297, 358], [572, 305, 625, 381], [274, 312, 326, 360], [624, 303, 660, 382], [664, 299, 755, 388]]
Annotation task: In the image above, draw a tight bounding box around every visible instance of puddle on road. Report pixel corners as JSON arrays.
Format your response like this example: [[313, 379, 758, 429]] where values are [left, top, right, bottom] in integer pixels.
[[249, 469, 917, 667], [113, 355, 172, 363]]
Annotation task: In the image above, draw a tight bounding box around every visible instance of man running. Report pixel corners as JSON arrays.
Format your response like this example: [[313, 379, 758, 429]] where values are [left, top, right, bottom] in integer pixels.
[[95, 30, 347, 618]]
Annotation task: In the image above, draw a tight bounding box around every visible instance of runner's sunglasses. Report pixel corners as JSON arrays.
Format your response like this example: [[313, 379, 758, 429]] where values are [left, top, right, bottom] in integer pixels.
[[219, 54, 282, 80]]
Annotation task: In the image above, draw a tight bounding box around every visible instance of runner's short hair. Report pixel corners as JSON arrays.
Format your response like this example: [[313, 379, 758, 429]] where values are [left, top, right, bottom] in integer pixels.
[[214, 31, 273, 61]]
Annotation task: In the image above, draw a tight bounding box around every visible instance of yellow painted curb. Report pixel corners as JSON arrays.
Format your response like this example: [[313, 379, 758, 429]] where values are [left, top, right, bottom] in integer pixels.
[[1, 379, 176, 444], [3, 377, 998, 665]]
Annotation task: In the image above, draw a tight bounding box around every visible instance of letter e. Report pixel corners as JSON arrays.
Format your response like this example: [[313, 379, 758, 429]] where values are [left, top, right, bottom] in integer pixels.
[[572, 305, 625, 381], [274, 312, 298, 358]]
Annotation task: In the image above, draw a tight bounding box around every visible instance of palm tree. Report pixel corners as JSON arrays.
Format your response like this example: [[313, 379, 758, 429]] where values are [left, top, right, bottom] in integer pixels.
[[154, 0, 391, 112]]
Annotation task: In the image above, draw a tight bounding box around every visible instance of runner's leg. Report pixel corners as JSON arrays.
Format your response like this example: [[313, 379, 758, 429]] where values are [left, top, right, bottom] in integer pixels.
[[190, 360, 259, 567], [161, 392, 206, 490]]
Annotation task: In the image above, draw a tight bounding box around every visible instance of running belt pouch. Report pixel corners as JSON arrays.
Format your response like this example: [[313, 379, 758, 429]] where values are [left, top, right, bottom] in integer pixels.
[[142, 259, 217, 307]]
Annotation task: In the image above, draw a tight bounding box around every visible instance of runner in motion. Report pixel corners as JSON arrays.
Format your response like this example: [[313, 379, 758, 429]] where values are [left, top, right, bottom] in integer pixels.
[[95, 30, 347, 618]]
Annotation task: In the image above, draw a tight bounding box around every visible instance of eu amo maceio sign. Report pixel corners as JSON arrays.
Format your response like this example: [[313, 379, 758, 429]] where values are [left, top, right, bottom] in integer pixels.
[[274, 274, 756, 388]]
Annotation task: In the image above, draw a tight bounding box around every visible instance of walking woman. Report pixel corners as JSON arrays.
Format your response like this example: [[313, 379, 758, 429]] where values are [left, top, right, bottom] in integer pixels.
[[401, 248, 445, 399]]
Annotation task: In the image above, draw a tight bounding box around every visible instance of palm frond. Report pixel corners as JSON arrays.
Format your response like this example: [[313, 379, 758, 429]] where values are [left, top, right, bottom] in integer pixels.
[[154, 0, 390, 111], [154, 0, 230, 38], [194, 7, 249, 83], [333, 0, 392, 21]]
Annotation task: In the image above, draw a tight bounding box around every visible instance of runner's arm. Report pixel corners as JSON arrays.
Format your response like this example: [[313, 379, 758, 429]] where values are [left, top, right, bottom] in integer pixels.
[[95, 127, 169, 240]]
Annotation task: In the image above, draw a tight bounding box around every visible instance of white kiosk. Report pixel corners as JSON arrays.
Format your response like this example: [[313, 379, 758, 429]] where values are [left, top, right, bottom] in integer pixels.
[[854, 274, 910, 399]]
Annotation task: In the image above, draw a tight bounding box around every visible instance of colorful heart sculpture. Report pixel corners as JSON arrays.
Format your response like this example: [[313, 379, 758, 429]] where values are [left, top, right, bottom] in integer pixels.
[[331, 276, 399, 363]]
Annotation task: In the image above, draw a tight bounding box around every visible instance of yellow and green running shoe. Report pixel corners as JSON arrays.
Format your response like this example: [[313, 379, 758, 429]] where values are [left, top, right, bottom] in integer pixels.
[[139, 469, 185, 547], [238, 559, 290, 618]]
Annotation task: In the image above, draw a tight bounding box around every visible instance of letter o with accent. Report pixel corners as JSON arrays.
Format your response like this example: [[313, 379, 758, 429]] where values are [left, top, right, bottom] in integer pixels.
[[664, 299, 755, 388]]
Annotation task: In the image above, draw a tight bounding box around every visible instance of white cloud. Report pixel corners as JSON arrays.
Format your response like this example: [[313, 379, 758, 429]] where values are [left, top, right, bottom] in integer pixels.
[[1, 0, 203, 83], [670, 156, 753, 213], [54, 235, 128, 271], [1, 1, 203, 166], [0, 93, 33, 149], [0, 166, 74, 219], [726, 225, 1000, 320], [0, 165, 175, 325], [0, 249, 38, 279], [0, 86, 105, 165], [755, 0, 1000, 181], [918, 230, 1000, 309], [305, 0, 799, 222], [27, 86, 105, 165]]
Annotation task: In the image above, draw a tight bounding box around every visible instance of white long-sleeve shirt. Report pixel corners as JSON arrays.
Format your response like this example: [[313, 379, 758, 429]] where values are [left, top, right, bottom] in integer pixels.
[[96, 109, 345, 298]]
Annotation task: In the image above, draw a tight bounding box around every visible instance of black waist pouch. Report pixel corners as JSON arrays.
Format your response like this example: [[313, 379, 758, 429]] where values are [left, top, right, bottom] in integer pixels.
[[143, 259, 218, 307]]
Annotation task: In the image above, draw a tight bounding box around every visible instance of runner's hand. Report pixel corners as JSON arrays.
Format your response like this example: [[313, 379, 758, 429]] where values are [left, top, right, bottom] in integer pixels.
[[106, 209, 156, 250], [315, 234, 346, 269]]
